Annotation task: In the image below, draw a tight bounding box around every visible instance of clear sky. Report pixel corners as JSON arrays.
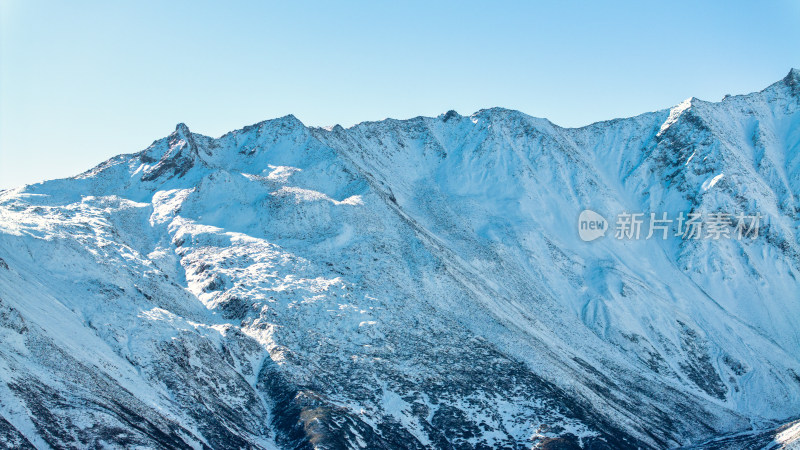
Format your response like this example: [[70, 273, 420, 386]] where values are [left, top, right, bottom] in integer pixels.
[[1, 1, 799, 189]]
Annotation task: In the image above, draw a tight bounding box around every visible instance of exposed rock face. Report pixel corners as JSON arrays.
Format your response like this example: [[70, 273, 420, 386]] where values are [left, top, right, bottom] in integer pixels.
[[1, 71, 800, 449]]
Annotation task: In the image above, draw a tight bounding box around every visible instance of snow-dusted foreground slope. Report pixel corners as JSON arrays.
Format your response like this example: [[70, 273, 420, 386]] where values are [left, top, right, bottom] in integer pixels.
[[1, 71, 800, 449]]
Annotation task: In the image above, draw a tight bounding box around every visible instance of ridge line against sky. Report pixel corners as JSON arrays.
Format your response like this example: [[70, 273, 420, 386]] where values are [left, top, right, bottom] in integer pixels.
[[1, 0, 799, 189]]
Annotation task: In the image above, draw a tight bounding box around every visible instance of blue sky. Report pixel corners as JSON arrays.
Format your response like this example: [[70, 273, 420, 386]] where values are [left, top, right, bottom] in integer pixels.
[[1, 0, 799, 189]]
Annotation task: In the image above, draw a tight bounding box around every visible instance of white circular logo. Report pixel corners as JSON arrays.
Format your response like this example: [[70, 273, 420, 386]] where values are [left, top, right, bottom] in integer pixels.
[[578, 210, 608, 241]]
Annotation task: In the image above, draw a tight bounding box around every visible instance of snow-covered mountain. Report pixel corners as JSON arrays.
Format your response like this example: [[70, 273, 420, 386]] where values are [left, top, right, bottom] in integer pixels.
[[1, 70, 800, 449]]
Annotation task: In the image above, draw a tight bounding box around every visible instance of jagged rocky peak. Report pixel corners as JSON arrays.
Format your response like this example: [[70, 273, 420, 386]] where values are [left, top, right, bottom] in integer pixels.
[[786, 67, 800, 82], [440, 109, 460, 122], [174, 122, 191, 136], [781, 67, 800, 95]]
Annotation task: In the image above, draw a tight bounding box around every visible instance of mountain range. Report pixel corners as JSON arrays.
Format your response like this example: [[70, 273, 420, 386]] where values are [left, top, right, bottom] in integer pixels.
[[2, 71, 800, 449]]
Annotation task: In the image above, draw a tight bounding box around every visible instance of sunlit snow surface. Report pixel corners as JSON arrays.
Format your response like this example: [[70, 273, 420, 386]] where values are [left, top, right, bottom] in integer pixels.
[[1, 71, 800, 449]]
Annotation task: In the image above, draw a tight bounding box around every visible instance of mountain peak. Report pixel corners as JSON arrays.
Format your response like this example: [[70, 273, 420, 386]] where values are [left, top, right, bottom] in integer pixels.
[[173, 123, 192, 138], [440, 110, 461, 122], [274, 114, 304, 127], [783, 68, 800, 92]]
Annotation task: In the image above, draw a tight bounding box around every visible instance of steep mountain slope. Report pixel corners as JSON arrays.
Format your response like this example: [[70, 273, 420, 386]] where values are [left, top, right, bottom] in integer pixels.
[[1, 70, 799, 449]]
